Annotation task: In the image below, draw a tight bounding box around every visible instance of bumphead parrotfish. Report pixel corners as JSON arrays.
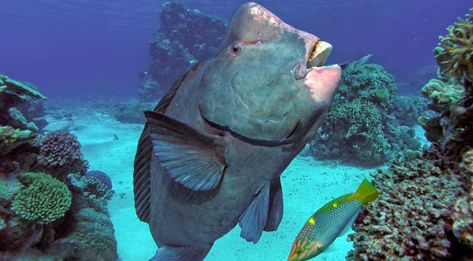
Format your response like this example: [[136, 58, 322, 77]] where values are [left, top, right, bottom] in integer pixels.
[[133, 2, 342, 260]]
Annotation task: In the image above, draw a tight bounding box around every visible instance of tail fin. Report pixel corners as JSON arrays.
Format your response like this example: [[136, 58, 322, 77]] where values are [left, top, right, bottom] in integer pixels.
[[352, 179, 378, 205]]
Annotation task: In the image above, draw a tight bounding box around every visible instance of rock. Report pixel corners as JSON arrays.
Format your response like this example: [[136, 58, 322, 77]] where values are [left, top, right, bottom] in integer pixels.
[[139, 2, 227, 101], [111, 101, 153, 124]]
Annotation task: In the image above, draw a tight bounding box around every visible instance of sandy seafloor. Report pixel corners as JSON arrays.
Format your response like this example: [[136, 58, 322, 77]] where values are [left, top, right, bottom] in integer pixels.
[[44, 98, 428, 261]]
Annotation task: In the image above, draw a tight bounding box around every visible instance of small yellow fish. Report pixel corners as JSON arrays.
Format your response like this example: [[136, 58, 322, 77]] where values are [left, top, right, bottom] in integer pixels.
[[288, 179, 378, 261]]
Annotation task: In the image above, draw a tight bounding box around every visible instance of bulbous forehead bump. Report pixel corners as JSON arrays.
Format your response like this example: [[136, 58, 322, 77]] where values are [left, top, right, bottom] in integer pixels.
[[238, 3, 320, 58], [246, 3, 285, 29]]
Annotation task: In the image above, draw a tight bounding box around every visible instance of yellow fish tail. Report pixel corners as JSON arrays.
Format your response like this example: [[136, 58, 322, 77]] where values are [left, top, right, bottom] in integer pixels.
[[352, 179, 378, 205]]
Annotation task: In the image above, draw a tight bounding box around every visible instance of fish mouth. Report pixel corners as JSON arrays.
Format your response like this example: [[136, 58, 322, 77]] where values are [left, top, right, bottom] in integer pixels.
[[293, 40, 334, 80], [307, 40, 333, 68]]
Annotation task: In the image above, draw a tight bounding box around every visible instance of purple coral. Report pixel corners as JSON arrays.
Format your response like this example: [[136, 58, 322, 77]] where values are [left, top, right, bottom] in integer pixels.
[[37, 131, 88, 176], [85, 170, 112, 190], [348, 154, 465, 260]]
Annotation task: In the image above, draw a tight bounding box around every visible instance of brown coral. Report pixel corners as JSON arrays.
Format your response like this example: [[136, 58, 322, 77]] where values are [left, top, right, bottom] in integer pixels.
[[348, 154, 465, 260], [435, 8, 473, 82]]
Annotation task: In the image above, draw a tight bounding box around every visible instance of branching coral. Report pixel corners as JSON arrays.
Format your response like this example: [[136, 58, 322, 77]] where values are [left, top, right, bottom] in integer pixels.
[[348, 154, 465, 260], [420, 8, 473, 149], [435, 8, 473, 82], [11, 172, 72, 224], [36, 131, 88, 177]]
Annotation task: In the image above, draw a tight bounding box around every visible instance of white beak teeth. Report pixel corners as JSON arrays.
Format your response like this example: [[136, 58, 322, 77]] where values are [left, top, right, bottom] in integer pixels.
[[308, 41, 333, 68]]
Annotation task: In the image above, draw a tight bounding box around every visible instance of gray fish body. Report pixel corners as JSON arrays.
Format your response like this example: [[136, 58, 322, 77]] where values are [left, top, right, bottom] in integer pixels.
[[149, 62, 307, 246], [133, 2, 341, 260]]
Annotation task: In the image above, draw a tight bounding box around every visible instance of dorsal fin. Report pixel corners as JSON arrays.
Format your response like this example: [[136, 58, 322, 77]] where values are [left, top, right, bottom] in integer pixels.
[[133, 63, 200, 223]]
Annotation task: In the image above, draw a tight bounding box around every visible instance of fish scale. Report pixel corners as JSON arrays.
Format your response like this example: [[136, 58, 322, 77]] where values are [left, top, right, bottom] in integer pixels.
[[314, 200, 361, 242]]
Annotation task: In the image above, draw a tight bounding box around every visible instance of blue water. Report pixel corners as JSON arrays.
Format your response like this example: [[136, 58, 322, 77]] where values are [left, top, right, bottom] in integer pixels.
[[0, 0, 470, 98]]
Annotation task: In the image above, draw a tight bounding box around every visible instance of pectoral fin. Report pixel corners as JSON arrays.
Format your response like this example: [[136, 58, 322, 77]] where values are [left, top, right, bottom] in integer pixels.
[[238, 183, 270, 243], [264, 179, 283, 231], [145, 111, 226, 191]]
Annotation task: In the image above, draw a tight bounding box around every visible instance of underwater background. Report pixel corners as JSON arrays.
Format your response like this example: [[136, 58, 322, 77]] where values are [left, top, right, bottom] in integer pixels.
[[0, 0, 470, 97], [1, 0, 473, 260]]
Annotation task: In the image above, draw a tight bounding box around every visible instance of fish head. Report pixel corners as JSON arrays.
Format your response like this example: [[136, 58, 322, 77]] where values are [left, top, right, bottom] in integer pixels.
[[288, 239, 323, 261], [199, 2, 341, 144]]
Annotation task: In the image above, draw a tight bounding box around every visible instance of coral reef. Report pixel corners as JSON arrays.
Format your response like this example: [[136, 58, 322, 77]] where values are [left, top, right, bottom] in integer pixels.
[[68, 173, 113, 213], [420, 78, 473, 147], [46, 208, 117, 260], [391, 95, 428, 127], [349, 8, 473, 260], [139, 1, 227, 101], [435, 8, 473, 82], [85, 170, 113, 190], [452, 149, 473, 249], [44, 173, 116, 260], [0, 74, 117, 259], [313, 99, 390, 164], [419, 9, 473, 151], [36, 131, 89, 177], [335, 55, 397, 109], [0, 75, 50, 174], [11, 172, 71, 224], [0, 126, 32, 156], [421, 78, 464, 112], [0, 170, 116, 259], [310, 55, 420, 166], [348, 153, 465, 260], [0, 74, 47, 132]]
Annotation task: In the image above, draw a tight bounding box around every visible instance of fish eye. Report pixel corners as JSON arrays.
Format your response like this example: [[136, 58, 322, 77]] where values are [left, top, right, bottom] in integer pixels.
[[230, 45, 241, 55]]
